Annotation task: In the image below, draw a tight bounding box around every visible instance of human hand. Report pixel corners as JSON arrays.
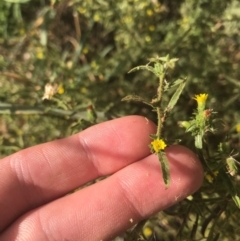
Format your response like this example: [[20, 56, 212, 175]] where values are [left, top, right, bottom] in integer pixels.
[[0, 116, 203, 241]]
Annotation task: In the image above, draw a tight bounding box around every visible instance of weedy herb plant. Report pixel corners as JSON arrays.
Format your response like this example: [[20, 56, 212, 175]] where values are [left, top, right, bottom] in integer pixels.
[[123, 55, 240, 240], [180, 93, 240, 209], [123, 55, 187, 187]]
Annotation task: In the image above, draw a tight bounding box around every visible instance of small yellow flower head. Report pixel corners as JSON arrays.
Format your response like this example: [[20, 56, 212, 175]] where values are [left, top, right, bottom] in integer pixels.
[[82, 47, 89, 54], [77, 7, 86, 14], [145, 35, 151, 42], [205, 173, 214, 183], [194, 93, 208, 111], [36, 47, 44, 60], [93, 14, 100, 22], [193, 93, 208, 103], [149, 25, 155, 32], [151, 139, 167, 153], [236, 124, 240, 133], [57, 84, 64, 95], [205, 171, 219, 183], [146, 9, 153, 16], [143, 226, 153, 238]]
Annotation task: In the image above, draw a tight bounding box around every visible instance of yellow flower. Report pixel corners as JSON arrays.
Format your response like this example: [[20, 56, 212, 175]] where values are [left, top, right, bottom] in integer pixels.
[[57, 84, 64, 94], [143, 226, 153, 238], [19, 28, 25, 35], [82, 47, 89, 54], [236, 124, 240, 133], [80, 87, 87, 93], [77, 7, 86, 14], [146, 9, 153, 16], [93, 14, 100, 22], [205, 171, 219, 183], [193, 93, 208, 103], [205, 173, 213, 183], [36, 47, 44, 60], [145, 36, 151, 42], [151, 139, 167, 153], [149, 25, 155, 31]]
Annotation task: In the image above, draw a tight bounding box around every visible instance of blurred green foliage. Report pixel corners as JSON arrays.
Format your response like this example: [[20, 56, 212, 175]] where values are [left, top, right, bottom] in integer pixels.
[[1, 0, 240, 240]]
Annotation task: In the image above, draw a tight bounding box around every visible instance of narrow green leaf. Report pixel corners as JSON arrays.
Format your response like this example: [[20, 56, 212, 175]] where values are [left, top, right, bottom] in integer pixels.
[[224, 75, 240, 87], [190, 214, 199, 239], [128, 65, 157, 77], [167, 58, 179, 69], [149, 134, 158, 139], [185, 121, 197, 132], [158, 151, 170, 187], [226, 156, 238, 176], [166, 78, 187, 111], [4, 0, 30, 3], [163, 78, 186, 93], [232, 194, 240, 209], [148, 57, 161, 62], [220, 170, 240, 208], [195, 134, 202, 149], [157, 55, 169, 62], [205, 211, 223, 241], [121, 95, 154, 108], [168, 78, 186, 89], [169, 58, 179, 63]]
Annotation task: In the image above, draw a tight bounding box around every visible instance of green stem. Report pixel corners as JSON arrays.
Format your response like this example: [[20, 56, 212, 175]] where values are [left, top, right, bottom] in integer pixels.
[[156, 71, 165, 138], [0, 102, 105, 121], [156, 107, 162, 138]]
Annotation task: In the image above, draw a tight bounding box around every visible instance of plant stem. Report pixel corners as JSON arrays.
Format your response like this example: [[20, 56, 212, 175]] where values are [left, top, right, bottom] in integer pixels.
[[0, 102, 105, 121], [156, 71, 165, 138]]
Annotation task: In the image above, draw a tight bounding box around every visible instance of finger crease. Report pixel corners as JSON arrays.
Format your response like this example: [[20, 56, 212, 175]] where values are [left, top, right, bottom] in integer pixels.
[[79, 136, 100, 176]]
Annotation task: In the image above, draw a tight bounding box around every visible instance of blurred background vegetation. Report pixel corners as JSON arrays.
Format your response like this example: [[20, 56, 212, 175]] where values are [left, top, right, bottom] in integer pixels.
[[1, 0, 240, 240]]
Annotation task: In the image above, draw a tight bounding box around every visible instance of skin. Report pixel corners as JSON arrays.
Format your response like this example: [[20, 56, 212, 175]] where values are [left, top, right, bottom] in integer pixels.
[[0, 116, 204, 241]]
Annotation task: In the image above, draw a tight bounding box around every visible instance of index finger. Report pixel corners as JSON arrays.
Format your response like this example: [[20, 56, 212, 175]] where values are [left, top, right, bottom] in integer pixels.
[[0, 116, 156, 232]]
